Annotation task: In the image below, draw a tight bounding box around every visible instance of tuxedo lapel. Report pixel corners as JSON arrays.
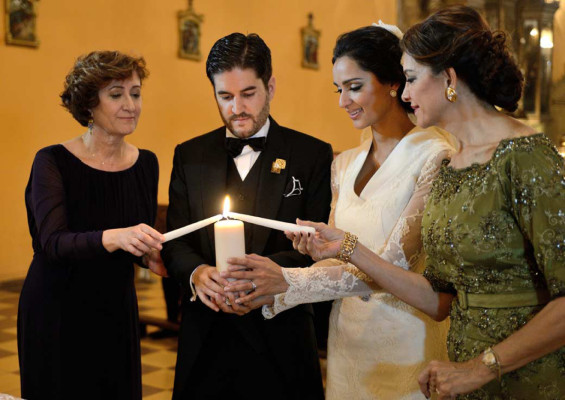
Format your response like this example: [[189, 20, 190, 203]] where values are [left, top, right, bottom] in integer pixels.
[[201, 129, 228, 249], [251, 118, 290, 254]]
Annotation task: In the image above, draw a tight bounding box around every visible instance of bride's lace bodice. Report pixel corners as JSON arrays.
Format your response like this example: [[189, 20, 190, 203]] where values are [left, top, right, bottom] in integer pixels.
[[263, 128, 453, 318], [262, 127, 455, 399]]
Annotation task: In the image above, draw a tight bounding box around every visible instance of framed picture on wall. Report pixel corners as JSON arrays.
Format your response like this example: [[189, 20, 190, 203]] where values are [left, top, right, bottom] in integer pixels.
[[5, 0, 39, 47], [178, 0, 204, 61], [301, 13, 320, 70]]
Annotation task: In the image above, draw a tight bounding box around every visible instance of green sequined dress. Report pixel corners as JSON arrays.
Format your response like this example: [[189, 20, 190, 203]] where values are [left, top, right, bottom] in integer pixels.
[[422, 134, 565, 399]]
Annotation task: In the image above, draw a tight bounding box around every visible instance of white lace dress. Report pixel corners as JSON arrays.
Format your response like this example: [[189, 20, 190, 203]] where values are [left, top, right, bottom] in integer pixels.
[[263, 127, 455, 399]]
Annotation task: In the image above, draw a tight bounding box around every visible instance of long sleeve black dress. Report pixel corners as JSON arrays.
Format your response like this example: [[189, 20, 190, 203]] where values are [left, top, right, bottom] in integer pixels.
[[18, 144, 158, 400]]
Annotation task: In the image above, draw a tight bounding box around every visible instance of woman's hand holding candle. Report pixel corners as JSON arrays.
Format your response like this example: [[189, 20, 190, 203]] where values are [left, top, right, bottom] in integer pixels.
[[222, 254, 289, 305], [286, 219, 345, 261]]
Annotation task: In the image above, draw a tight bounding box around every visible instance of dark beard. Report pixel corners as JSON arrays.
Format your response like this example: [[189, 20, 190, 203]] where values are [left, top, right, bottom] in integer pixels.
[[224, 100, 270, 138]]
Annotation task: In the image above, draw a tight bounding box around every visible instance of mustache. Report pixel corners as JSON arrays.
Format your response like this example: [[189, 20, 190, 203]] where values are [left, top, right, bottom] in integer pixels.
[[230, 113, 254, 122]]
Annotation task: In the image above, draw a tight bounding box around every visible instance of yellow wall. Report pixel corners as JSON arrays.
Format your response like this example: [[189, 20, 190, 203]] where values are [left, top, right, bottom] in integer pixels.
[[0, 0, 396, 280]]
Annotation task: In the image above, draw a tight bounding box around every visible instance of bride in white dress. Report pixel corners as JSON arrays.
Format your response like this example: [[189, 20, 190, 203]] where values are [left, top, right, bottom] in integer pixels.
[[223, 24, 455, 399]]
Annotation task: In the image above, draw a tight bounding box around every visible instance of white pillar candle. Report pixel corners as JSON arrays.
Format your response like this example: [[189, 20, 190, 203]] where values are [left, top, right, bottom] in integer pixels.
[[214, 219, 245, 280], [214, 196, 246, 281], [163, 214, 223, 242], [228, 212, 315, 234]]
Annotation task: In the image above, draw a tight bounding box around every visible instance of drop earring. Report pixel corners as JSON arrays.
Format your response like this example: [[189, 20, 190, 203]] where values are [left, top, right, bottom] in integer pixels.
[[445, 87, 457, 103], [87, 118, 94, 135]]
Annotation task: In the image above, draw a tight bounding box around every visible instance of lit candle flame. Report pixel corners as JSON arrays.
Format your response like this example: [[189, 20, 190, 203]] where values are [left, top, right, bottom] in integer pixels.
[[223, 196, 231, 217]]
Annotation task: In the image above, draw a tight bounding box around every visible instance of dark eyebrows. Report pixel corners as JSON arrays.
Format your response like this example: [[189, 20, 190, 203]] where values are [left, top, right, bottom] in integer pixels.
[[216, 86, 257, 96], [333, 78, 362, 87], [342, 78, 362, 85]]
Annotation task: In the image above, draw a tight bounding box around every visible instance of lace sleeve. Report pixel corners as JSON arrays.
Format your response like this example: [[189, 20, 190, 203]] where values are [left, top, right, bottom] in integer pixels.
[[263, 150, 450, 319], [328, 158, 338, 229], [262, 259, 380, 319], [379, 149, 451, 271]]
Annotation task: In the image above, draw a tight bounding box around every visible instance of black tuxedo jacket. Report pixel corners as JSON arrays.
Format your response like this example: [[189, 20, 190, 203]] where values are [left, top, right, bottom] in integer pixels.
[[163, 117, 332, 399]]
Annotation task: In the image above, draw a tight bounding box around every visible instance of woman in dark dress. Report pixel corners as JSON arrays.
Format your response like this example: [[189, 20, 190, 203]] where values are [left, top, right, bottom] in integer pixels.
[[18, 51, 166, 400]]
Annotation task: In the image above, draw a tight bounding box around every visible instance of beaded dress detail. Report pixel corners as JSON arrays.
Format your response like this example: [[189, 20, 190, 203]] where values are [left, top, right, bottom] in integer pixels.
[[423, 134, 565, 399]]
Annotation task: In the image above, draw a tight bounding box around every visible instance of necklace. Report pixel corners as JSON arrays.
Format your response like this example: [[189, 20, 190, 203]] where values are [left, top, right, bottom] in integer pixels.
[[81, 133, 125, 167]]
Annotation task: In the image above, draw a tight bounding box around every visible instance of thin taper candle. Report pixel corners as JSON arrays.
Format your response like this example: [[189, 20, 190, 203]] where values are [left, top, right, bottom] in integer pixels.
[[163, 214, 223, 242], [228, 212, 315, 234]]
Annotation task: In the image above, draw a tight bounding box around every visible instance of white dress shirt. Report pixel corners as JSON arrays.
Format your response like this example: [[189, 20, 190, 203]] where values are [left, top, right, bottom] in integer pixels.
[[226, 118, 270, 181]]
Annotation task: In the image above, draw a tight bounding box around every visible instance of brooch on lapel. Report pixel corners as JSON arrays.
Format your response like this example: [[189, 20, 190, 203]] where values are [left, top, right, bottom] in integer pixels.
[[271, 158, 286, 174], [284, 176, 303, 197]]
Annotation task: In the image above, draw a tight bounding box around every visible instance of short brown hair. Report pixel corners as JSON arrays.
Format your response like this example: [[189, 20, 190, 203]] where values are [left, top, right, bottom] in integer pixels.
[[401, 5, 523, 112], [60, 51, 148, 126]]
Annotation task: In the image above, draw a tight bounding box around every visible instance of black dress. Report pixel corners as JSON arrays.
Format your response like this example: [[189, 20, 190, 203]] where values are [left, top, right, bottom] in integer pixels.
[[18, 145, 158, 400]]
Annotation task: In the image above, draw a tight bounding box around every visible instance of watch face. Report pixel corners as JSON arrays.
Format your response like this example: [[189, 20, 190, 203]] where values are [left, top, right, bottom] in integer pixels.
[[483, 352, 496, 365]]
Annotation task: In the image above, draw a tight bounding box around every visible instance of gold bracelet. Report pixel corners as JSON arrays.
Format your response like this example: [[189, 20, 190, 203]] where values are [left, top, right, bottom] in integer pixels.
[[336, 232, 358, 263]]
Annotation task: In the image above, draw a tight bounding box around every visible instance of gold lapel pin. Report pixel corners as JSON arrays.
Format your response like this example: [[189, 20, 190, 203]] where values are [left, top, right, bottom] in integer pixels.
[[271, 158, 286, 174]]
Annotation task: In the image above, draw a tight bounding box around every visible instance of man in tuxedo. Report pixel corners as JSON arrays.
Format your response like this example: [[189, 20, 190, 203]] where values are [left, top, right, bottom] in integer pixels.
[[162, 32, 332, 399]]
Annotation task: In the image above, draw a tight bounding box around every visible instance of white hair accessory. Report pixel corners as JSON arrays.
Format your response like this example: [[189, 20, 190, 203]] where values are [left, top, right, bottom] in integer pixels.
[[372, 20, 403, 39]]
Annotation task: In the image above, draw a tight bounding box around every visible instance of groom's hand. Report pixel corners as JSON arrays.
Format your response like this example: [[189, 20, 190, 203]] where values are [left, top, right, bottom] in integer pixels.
[[193, 265, 229, 312], [213, 291, 252, 316]]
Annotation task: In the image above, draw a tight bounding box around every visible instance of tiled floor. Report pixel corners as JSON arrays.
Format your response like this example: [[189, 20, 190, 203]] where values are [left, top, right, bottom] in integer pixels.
[[0, 273, 177, 399], [0, 273, 326, 399]]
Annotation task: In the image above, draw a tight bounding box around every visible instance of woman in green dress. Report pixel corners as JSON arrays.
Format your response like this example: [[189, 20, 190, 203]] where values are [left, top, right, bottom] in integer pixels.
[[282, 5, 565, 399]]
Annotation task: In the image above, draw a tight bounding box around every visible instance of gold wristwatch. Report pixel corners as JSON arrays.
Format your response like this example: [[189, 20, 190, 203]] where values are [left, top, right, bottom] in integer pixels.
[[481, 347, 501, 381]]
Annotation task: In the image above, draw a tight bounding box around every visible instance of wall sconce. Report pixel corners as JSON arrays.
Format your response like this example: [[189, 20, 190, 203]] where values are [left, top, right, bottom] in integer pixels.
[[540, 29, 554, 49]]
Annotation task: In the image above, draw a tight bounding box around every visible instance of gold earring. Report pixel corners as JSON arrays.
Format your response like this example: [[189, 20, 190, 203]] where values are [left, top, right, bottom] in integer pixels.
[[390, 89, 397, 98], [445, 87, 457, 103]]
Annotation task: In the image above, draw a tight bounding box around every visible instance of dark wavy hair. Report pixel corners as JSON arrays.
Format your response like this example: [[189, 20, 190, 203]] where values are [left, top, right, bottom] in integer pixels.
[[60, 51, 148, 127], [401, 5, 523, 112], [332, 26, 412, 113], [206, 33, 272, 88]]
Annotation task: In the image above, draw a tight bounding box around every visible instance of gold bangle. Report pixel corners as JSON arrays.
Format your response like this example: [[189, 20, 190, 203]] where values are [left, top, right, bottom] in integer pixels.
[[336, 232, 358, 263]]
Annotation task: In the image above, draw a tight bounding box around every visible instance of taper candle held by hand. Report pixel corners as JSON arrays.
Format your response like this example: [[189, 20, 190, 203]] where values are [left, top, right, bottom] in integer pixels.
[[163, 214, 223, 242], [228, 212, 315, 234]]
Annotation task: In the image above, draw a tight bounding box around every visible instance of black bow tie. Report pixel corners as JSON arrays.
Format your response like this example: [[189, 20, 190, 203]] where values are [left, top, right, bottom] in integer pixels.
[[225, 137, 266, 158]]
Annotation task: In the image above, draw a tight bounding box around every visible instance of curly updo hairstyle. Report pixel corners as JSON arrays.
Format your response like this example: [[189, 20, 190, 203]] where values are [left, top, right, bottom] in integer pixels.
[[401, 5, 523, 112], [333, 26, 412, 112], [60, 51, 148, 127]]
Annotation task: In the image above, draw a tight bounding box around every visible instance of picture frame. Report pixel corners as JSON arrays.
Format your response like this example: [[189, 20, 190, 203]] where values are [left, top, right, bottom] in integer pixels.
[[301, 13, 320, 70], [178, 0, 204, 61], [5, 0, 39, 47]]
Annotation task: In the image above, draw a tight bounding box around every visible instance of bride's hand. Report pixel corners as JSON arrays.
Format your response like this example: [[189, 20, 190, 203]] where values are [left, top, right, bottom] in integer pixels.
[[221, 254, 289, 304], [285, 219, 344, 261]]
